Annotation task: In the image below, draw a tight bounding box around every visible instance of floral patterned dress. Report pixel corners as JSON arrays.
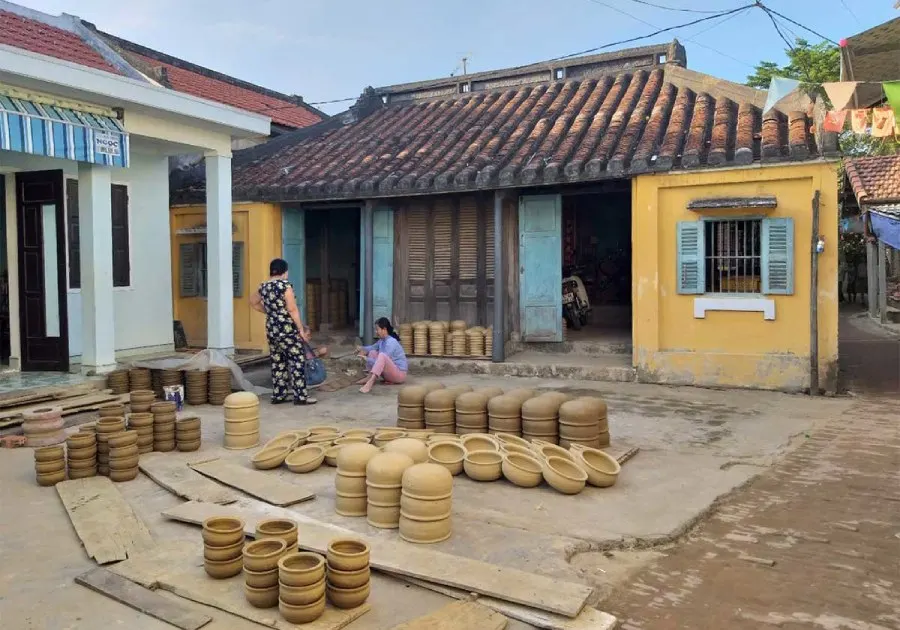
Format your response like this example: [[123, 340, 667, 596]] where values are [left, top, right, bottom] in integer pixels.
[[258, 278, 308, 403]]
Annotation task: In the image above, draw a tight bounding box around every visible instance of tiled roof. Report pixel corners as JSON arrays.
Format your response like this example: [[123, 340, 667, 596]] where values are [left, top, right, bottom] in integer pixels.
[[229, 66, 828, 202], [845, 155, 900, 205], [0, 9, 121, 74]]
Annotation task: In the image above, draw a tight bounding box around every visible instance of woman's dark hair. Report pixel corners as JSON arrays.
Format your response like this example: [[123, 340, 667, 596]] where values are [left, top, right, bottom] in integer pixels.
[[269, 258, 288, 276], [375, 317, 400, 342]]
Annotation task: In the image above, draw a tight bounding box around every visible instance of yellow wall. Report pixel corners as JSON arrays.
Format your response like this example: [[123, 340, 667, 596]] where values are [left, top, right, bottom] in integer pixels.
[[170, 203, 282, 351], [632, 162, 839, 392]]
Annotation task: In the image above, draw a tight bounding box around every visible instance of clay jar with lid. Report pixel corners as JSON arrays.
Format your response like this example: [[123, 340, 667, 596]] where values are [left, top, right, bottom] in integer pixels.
[[365, 451, 414, 529], [487, 396, 522, 436], [383, 437, 428, 464]]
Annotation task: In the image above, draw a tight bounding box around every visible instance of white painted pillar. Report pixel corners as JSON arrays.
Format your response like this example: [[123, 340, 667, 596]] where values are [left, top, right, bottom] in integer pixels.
[[78, 162, 116, 374], [205, 152, 234, 355]]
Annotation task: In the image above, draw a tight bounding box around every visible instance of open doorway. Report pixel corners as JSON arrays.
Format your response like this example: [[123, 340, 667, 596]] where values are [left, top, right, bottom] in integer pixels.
[[0, 175, 8, 367], [304, 208, 361, 337]]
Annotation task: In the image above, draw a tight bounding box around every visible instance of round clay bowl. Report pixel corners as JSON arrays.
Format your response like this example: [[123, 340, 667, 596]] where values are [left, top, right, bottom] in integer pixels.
[[341, 428, 375, 439], [558, 423, 600, 440], [463, 450, 503, 481], [129, 390, 155, 402], [244, 583, 279, 609], [35, 459, 65, 474], [279, 596, 326, 624], [426, 433, 461, 444], [79, 423, 97, 433], [279, 552, 326, 587], [109, 443, 139, 458], [522, 395, 561, 421], [307, 434, 337, 447], [401, 462, 453, 500], [36, 469, 66, 486], [107, 431, 138, 449], [334, 436, 370, 446], [454, 392, 489, 413], [34, 447, 65, 463], [203, 539, 245, 562], [542, 456, 588, 494], [259, 434, 299, 452], [366, 502, 401, 528], [97, 420, 126, 434], [335, 443, 379, 474], [326, 582, 371, 609], [66, 434, 96, 448], [224, 416, 259, 432], [251, 445, 290, 470], [175, 417, 201, 431], [500, 443, 535, 458], [154, 440, 176, 452], [399, 495, 452, 520], [398, 385, 428, 405], [223, 432, 260, 450], [127, 413, 154, 427], [243, 566, 278, 589], [176, 427, 201, 441], [574, 448, 621, 487], [398, 515, 452, 544], [576, 396, 608, 419], [280, 576, 326, 606], [202, 517, 245, 547], [224, 407, 259, 422], [285, 445, 326, 473], [502, 453, 544, 488], [109, 467, 138, 482], [334, 494, 367, 517], [67, 445, 97, 461], [460, 434, 499, 453], [223, 391, 258, 408], [243, 539, 287, 572], [505, 388, 536, 403], [308, 425, 339, 435], [109, 454, 139, 471], [324, 445, 344, 467], [204, 555, 243, 579], [423, 389, 456, 412], [68, 457, 98, 471], [418, 381, 445, 393], [384, 438, 429, 463], [326, 566, 370, 589], [474, 386, 505, 398], [326, 539, 369, 572], [372, 430, 406, 447], [536, 443, 576, 462], [495, 434, 531, 449], [255, 519, 298, 546], [366, 452, 415, 485], [98, 404, 124, 417], [68, 467, 97, 479], [427, 442, 466, 476]]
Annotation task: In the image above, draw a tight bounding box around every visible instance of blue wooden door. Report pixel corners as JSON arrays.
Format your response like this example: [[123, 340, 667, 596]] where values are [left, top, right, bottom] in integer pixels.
[[519, 194, 562, 342], [359, 206, 394, 338], [282, 207, 306, 319]]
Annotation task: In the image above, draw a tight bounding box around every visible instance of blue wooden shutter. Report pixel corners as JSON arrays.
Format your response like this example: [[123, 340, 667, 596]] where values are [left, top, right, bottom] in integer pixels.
[[676, 221, 704, 294], [762, 217, 794, 295], [372, 206, 394, 322], [281, 208, 306, 317], [518, 194, 562, 342]]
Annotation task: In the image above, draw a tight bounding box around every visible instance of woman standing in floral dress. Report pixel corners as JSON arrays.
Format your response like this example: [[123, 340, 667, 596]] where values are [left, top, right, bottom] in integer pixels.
[[250, 259, 316, 405]]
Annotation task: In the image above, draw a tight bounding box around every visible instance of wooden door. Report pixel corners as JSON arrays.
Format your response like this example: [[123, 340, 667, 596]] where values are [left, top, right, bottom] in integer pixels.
[[519, 194, 562, 342], [16, 170, 69, 371], [281, 208, 306, 319], [372, 206, 394, 322]]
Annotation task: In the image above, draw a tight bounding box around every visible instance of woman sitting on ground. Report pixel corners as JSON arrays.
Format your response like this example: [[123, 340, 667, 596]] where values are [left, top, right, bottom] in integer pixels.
[[357, 317, 408, 393]]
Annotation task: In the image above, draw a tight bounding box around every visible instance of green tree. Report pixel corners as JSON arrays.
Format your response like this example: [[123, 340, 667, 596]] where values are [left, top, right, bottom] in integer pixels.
[[746, 38, 839, 99]]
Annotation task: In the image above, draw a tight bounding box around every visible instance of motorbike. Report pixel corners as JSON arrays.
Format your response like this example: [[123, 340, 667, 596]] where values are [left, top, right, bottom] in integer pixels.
[[562, 267, 591, 330]]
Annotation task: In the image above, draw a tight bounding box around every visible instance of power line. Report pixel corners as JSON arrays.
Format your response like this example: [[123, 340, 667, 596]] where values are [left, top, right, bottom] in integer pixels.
[[761, 5, 795, 51], [762, 5, 839, 46], [307, 96, 357, 106], [625, 0, 721, 13], [836, 0, 862, 27]]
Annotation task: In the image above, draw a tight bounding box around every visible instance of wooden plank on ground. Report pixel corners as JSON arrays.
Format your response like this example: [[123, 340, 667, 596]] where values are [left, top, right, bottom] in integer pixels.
[[56, 477, 154, 564], [139, 455, 237, 505], [75, 568, 211, 630], [0, 391, 124, 428], [188, 459, 315, 506], [163, 501, 593, 618], [602, 444, 639, 466], [108, 540, 202, 588], [0, 378, 104, 406], [391, 601, 507, 630]]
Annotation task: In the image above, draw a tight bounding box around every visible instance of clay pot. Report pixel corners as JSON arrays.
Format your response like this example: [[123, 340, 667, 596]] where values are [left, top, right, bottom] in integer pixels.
[[153, 440, 176, 452], [572, 447, 621, 487], [460, 434, 499, 453], [558, 422, 600, 440], [334, 436, 370, 447], [259, 434, 299, 452], [223, 391, 258, 408], [107, 431, 138, 449], [474, 387, 504, 398], [373, 430, 406, 447], [67, 445, 97, 461], [335, 443, 379, 475], [279, 596, 326, 624], [424, 389, 456, 412], [251, 445, 290, 470], [341, 428, 374, 439], [79, 424, 97, 434], [66, 433, 96, 448], [366, 502, 401, 529], [224, 404, 260, 421], [401, 463, 453, 500], [150, 401, 176, 414], [326, 565, 370, 590], [454, 392, 489, 414], [366, 482, 401, 503], [398, 515, 452, 544], [495, 434, 531, 449], [384, 438, 428, 464], [203, 539, 244, 562], [153, 412, 177, 425], [202, 517, 245, 547], [33, 446, 64, 463], [127, 413, 154, 427], [576, 396, 608, 418], [308, 425, 339, 435], [366, 452, 414, 485], [326, 539, 369, 572], [110, 443, 139, 458], [539, 391, 573, 406], [280, 576, 326, 606], [96, 419, 126, 434], [223, 432, 260, 450], [243, 566, 279, 589], [204, 555, 243, 579], [285, 445, 325, 473], [68, 457, 98, 471], [505, 388, 536, 403], [535, 443, 576, 462], [36, 469, 66, 486], [256, 519, 298, 547], [109, 454, 139, 471], [244, 583, 279, 608], [176, 416, 201, 431], [68, 467, 97, 479], [35, 459, 66, 474], [427, 442, 466, 476], [542, 456, 588, 494], [243, 539, 287, 572], [501, 452, 544, 488], [463, 450, 503, 481], [400, 495, 452, 520], [334, 495, 368, 517], [326, 581, 370, 609], [418, 381, 445, 393], [398, 385, 428, 405], [129, 390, 155, 403], [177, 427, 201, 441], [98, 404, 125, 418], [307, 434, 337, 447], [109, 467, 138, 482], [521, 396, 561, 421], [279, 552, 326, 587], [324, 445, 343, 467]]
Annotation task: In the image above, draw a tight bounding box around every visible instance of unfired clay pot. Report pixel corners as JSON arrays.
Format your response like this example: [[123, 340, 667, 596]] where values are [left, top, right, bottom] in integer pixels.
[[398, 515, 451, 544], [244, 583, 279, 608], [572, 447, 621, 487], [279, 596, 325, 624], [278, 552, 325, 587], [109, 454, 139, 471], [424, 389, 456, 413], [255, 519, 298, 547], [366, 452, 414, 486], [68, 467, 97, 479], [280, 576, 326, 606], [326, 539, 369, 571], [366, 502, 401, 529], [127, 413, 154, 427], [326, 582, 371, 609], [242, 539, 287, 572], [334, 472, 367, 496], [504, 388, 536, 403], [35, 459, 65, 474], [501, 443, 536, 458], [474, 387, 504, 399], [365, 484, 402, 505], [535, 443, 576, 462], [335, 443, 379, 474], [373, 430, 406, 447], [177, 427, 201, 440], [202, 517, 245, 547], [68, 457, 98, 471], [108, 467, 138, 482], [400, 495, 452, 520], [427, 442, 466, 476], [308, 425, 339, 435], [521, 396, 561, 421], [335, 495, 368, 517], [576, 396, 608, 419], [324, 445, 344, 467], [463, 450, 503, 481], [223, 391, 259, 408], [66, 433, 96, 448], [501, 452, 544, 488], [203, 539, 244, 562], [285, 445, 325, 473], [460, 434, 499, 453], [401, 463, 453, 499], [384, 438, 428, 464], [243, 566, 279, 589], [33, 446, 65, 463], [36, 469, 66, 486], [107, 431, 138, 449], [538, 391, 572, 406], [542, 456, 588, 494], [251, 445, 291, 470], [223, 431, 260, 450], [66, 445, 97, 461], [326, 566, 370, 589], [398, 385, 428, 405], [204, 555, 243, 579]]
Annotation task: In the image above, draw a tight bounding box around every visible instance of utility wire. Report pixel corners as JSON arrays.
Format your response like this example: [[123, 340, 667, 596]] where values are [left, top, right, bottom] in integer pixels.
[[761, 6, 795, 51], [762, 4, 839, 46], [625, 0, 722, 13], [836, 0, 862, 27]]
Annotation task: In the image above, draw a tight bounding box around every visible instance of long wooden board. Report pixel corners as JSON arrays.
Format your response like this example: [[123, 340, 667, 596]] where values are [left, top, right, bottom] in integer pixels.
[[75, 568, 211, 630], [56, 477, 154, 564], [0, 391, 127, 428], [139, 455, 237, 504], [108, 540, 202, 589], [391, 601, 507, 630], [0, 378, 104, 406], [188, 459, 315, 506], [163, 501, 593, 618]]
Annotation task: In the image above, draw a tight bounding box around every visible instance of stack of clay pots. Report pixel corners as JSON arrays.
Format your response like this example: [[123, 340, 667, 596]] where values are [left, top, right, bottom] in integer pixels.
[[412, 322, 428, 355], [384, 437, 429, 463], [22, 406, 65, 447], [398, 323, 413, 353], [427, 440, 466, 476], [184, 370, 209, 405], [150, 400, 176, 452], [128, 368, 152, 392], [558, 397, 605, 449], [208, 367, 232, 405], [256, 518, 298, 553], [202, 516, 245, 579], [129, 389, 155, 413], [151, 370, 163, 398], [176, 416, 201, 452], [223, 392, 260, 449], [243, 538, 288, 609], [522, 394, 565, 444], [449, 330, 466, 356], [108, 429, 139, 482], [580, 396, 610, 447], [423, 389, 456, 434], [160, 369, 182, 393], [487, 395, 523, 437], [467, 328, 485, 356], [450, 320, 467, 333], [278, 552, 327, 624], [428, 322, 445, 356], [326, 539, 371, 609], [95, 417, 125, 476], [127, 412, 155, 454], [34, 445, 66, 486], [484, 328, 493, 358], [372, 429, 405, 448], [365, 451, 415, 528], [454, 392, 490, 435], [306, 281, 320, 331], [400, 462, 453, 544], [505, 388, 536, 404], [396, 385, 427, 430], [66, 432, 97, 479], [98, 402, 125, 420], [334, 443, 379, 517], [106, 369, 129, 395]]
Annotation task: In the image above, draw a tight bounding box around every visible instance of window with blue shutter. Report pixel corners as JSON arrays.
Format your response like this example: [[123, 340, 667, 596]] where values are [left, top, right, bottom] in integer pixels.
[[676, 221, 705, 294], [761, 217, 794, 295]]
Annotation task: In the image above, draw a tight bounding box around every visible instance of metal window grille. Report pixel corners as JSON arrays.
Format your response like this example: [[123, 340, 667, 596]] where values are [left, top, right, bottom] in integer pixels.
[[704, 219, 762, 293]]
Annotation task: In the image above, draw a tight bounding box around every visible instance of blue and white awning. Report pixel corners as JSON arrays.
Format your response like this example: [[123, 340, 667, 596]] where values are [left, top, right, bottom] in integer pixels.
[[870, 205, 900, 250], [0, 95, 129, 167]]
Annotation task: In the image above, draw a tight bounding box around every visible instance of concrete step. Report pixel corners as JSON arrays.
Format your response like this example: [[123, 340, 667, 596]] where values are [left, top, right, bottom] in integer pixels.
[[507, 339, 632, 356]]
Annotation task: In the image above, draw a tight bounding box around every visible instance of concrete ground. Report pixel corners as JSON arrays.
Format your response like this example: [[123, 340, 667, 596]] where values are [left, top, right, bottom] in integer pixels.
[[0, 371, 856, 629]]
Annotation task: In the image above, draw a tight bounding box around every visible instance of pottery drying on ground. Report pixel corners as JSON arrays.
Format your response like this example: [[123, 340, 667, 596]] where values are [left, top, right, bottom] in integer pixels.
[[463, 450, 503, 481], [243, 539, 287, 572], [383, 437, 428, 464], [501, 443, 536, 458], [460, 433, 499, 453], [335, 442, 379, 475], [279, 596, 326, 624], [399, 494, 452, 520], [326, 539, 369, 572], [255, 519, 298, 548], [251, 445, 291, 470], [204, 555, 243, 579], [109, 467, 139, 482], [487, 395, 523, 435], [244, 566, 279, 589], [278, 552, 325, 587], [542, 455, 588, 494], [398, 514, 451, 544], [203, 539, 244, 562], [285, 445, 326, 473], [325, 566, 369, 590], [365, 452, 414, 486], [401, 462, 453, 500], [280, 577, 326, 606], [35, 459, 65, 474], [534, 442, 577, 462], [427, 442, 466, 476], [572, 447, 621, 487], [501, 452, 544, 488], [326, 582, 371, 609], [398, 385, 428, 405], [202, 517, 245, 547], [335, 494, 368, 517], [335, 472, 367, 496], [244, 583, 279, 608], [373, 429, 406, 447], [366, 502, 402, 529]]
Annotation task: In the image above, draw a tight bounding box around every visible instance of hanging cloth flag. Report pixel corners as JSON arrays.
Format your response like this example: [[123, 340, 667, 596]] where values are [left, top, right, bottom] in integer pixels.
[[871, 107, 896, 137], [851, 109, 869, 134], [823, 109, 848, 132], [883, 81, 900, 120], [822, 81, 859, 111], [763, 77, 801, 114]]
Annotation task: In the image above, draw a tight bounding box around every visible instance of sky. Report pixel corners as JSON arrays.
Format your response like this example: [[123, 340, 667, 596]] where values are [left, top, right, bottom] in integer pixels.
[[14, 0, 899, 115]]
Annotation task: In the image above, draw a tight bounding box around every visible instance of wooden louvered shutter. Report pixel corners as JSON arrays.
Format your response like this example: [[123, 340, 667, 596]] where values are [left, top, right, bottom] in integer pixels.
[[485, 204, 495, 280], [232, 241, 244, 298], [408, 207, 427, 282], [676, 221, 704, 294], [762, 217, 794, 295], [65, 179, 80, 289], [458, 197, 478, 281], [432, 201, 453, 282], [179, 243, 199, 297], [110, 184, 130, 287]]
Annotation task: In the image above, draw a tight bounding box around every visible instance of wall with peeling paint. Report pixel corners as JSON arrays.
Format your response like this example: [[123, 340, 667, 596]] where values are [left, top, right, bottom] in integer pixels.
[[632, 162, 839, 392]]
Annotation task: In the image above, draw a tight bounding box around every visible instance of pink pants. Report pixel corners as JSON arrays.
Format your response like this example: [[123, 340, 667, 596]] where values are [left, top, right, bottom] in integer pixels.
[[366, 350, 407, 384]]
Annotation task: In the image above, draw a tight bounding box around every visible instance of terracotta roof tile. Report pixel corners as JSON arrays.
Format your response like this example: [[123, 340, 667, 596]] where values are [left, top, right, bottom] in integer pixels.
[[844, 155, 900, 205], [228, 68, 827, 203], [0, 10, 121, 74]]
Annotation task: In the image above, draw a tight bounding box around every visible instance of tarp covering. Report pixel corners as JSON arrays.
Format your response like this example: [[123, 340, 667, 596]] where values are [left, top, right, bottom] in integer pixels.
[[129, 349, 269, 395], [870, 206, 900, 250]]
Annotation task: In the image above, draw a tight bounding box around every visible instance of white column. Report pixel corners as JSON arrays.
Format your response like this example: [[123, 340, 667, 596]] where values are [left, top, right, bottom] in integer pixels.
[[205, 152, 234, 355], [78, 162, 116, 374]]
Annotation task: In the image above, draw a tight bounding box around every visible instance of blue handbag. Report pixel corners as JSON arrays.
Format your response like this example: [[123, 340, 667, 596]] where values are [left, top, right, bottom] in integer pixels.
[[302, 341, 327, 387]]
